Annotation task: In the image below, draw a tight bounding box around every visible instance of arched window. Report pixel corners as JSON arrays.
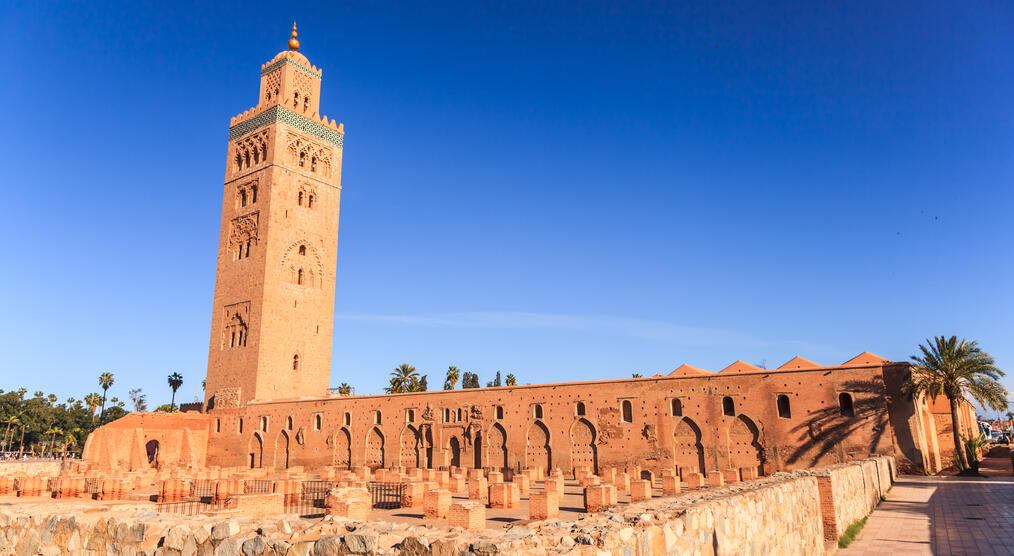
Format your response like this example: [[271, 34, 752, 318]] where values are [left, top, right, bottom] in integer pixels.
[[235, 153, 242, 171], [304, 95, 310, 111], [251, 185, 258, 203], [238, 418, 244, 434], [293, 91, 300, 107], [260, 142, 267, 161], [576, 402, 585, 416], [253, 146, 260, 164], [671, 399, 682, 417], [308, 195, 315, 208], [297, 268, 304, 285], [621, 400, 633, 422], [534, 404, 543, 419], [373, 410, 382, 424], [314, 414, 322, 430], [260, 416, 268, 432], [240, 189, 247, 207], [298, 245, 306, 256], [311, 156, 317, 172], [244, 150, 251, 168], [495, 406, 503, 420], [457, 408, 463, 421], [286, 416, 293, 430], [406, 409, 415, 423], [298, 191, 304, 206], [343, 412, 351, 426], [777, 395, 791, 419], [292, 354, 299, 371], [722, 396, 735, 416], [230, 330, 236, 347], [839, 393, 855, 417], [215, 419, 221, 433], [299, 152, 305, 167]]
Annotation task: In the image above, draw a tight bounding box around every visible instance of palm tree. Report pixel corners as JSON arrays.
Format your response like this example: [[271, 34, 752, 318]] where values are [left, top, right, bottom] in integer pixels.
[[167, 372, 184, 410], [45, 427, 63, 457], [505, 373, 517, 386], [2, 416, 19, 452], [903, 336, 1008, 468], [390, 364, 419, 394], [63, 429, 80, 457], [98, 372, 114, 422], [84, 393, 102, 424], [337, 383, 352, 395], [444, 366, 460, 390]]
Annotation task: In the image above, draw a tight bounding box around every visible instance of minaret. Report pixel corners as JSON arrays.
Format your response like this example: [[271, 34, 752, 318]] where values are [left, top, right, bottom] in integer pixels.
[[205, 24, 344, 408]]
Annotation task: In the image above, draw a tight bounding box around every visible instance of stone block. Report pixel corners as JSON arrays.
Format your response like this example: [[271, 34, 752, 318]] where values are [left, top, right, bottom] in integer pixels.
[[684, 472, 704, 489], [487, 471, 503, 484], [662, 476, 682, 495], [723, 469, 740, 483], [448, 501, 485, 530], [615, 472, 630, 492], [578, 475, 601, 487], [401, 482, 425, 508], [544, 476, 564, 496], [488, 482, 520, 509], [584, 484, 616, 513], [423, 489, 452, 519], [529, 491, 559, 520], [707, 472, 725, 487], [468, 477, 488, 501], [448, 474, 466, 493], [512, 473, 530, 495], [630, 479, 651, 502], [740, 466, 759, 480], [466, 468, 484, 481]]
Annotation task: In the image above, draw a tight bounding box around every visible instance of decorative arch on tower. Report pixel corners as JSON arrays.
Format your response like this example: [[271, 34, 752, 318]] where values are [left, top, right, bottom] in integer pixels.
[[280, 239, 326, 287]]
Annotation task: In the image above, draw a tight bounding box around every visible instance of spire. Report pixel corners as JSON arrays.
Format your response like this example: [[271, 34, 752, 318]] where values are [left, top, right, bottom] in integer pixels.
[[288, 22, 300, 51]]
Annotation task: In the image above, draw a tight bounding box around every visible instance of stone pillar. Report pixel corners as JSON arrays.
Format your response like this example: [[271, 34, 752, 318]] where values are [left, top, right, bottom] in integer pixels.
[[684, 472, 704, 490], [707, 472, 725, 487], [448, 474, 466, 493], [615, 472, 630, 492], [662, 476, 681, 495], [487, 471, 504, 484], [512, 474, 530, 495], [740, 467, 759, 480], [630, 480, 651, 502], [401, 482, 425, 508], [423, 489, 452, 519], [722, 469, 739, 483], [579, 475, 601, 487], [529, 491, 560, 520], [544, 476, 565, 497], [489, 482, 520, 509], [448, 501, 485, 530], [468, 477, 488, 501], [584, 484, 616, 513]]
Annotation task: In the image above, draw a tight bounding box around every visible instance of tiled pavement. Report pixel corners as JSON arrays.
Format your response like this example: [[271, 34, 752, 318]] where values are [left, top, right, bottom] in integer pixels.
[[841, 471, 1014, 556]]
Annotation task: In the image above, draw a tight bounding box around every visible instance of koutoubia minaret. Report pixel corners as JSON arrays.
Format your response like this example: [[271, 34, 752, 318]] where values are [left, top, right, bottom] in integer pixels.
[[205, 24, 343, 407]]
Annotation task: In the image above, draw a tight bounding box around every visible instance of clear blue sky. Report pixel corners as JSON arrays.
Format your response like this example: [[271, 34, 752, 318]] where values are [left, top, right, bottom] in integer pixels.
[[2, 2, 1011, 414]]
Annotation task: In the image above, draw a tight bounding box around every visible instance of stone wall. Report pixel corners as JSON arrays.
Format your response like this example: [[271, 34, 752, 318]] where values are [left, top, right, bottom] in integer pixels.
[[0, 457, 893, 555], [0, 463, 60, 478]]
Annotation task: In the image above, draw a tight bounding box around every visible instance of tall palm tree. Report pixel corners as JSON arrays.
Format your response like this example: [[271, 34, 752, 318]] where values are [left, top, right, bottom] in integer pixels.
[[98, 372, 114, 423], [45, 427, 63, 457], [505, 373, 517, 386], [2, 416, 19, 452], [63, 429, 80, 457], [390, 364, 419, 394], [444, 366, 460, 390], [84, 393, 102, 424], [167, 372, 184, 410], [903, 336, 1008, 468]]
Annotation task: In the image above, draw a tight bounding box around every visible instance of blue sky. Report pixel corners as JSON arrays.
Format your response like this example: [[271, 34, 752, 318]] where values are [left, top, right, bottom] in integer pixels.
[[1, 2, 1011, 414]]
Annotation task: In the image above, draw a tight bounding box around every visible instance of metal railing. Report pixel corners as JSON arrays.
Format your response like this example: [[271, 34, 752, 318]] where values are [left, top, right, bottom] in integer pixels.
[[244, 479, 272, 494], [367, 482, 403, 509]]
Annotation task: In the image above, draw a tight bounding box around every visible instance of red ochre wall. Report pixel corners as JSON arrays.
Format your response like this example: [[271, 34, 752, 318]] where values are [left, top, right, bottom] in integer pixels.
[[182, 362, 934, 476]]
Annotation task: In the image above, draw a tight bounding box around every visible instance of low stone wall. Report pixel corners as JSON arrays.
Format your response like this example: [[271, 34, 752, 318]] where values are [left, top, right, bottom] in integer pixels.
[[0, 457, 894, 555], [812, 457, 894, 542], [0, 463, 62, 478]]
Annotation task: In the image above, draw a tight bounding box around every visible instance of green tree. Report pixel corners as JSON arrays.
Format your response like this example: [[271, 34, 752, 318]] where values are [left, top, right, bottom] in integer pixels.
[[632, 373, 642, 378], [444, 366, 460, 390], [167, 373, 184, 410], [83, 393, 102, 424], [2, 416, 19, 452], [337, 383, 352, 395], [462, 372, 480, 389], [903, 336, 1008, 468], [505, 373, 517, 386], [390, 364, 419, 394], [98, 372, 114, 423], [45, 426, 62, 456], [128, 388, 147, 412]]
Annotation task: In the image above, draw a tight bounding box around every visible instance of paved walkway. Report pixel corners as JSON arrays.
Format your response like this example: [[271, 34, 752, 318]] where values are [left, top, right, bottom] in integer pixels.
[[841, 471, 1014, 556]]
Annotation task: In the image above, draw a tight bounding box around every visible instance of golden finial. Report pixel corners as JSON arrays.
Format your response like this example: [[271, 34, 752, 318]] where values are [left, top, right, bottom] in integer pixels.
[[288, 22, 300, 51]]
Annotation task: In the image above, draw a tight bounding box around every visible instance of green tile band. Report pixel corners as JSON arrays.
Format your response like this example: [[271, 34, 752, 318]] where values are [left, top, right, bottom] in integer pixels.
[[261, 58, 322, 79], [229, 106, 343, 148]]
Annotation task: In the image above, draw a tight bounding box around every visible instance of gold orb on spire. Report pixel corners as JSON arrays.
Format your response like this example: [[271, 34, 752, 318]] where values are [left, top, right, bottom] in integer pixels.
[[288, 22, 300, 51]]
